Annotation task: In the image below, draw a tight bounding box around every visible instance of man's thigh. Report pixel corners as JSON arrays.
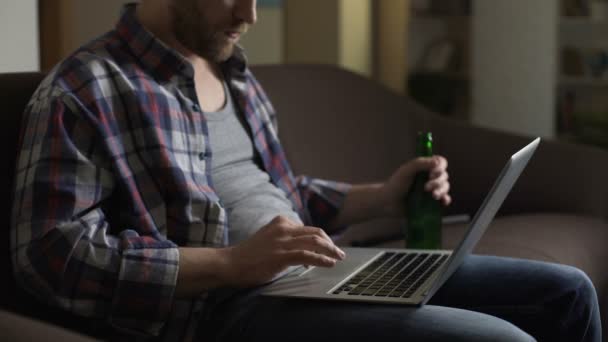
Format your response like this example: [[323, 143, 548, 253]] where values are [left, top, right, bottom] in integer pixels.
[[430, 254, 580, 309], [202, 298, 533, 342], [198, 255, 539, 342], [429, 254, 599, 342]]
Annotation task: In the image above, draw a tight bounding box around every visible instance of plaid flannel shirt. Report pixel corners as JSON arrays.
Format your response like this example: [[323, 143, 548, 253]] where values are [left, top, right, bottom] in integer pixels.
[[11, 4, 350, 339]]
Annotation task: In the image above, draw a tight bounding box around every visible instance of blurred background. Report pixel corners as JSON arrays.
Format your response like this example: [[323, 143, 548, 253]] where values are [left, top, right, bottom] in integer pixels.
[[2, 0, 608, 148]]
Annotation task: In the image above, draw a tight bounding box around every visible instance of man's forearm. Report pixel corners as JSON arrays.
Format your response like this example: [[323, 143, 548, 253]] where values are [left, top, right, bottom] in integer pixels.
[[326, 156, 452, 232], [327, 183, 387, 231], [175, 247, 231, 297]]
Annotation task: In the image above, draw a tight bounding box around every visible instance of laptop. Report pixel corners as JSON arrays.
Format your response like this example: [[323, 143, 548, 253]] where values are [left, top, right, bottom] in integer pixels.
[[261, 138, 541, 306]]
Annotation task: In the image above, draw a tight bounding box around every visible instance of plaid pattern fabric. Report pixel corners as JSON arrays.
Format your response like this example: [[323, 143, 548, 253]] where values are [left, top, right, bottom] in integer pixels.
[[10, 4, 350, 339]]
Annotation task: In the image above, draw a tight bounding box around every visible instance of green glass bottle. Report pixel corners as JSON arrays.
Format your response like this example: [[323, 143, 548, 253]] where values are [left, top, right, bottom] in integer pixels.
[[405, 132, 442, 249]]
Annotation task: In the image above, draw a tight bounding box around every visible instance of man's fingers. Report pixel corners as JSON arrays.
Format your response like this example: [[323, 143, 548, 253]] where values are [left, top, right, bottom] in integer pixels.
[[290, 226, 333, 243], [269, 219, 343, 256], [409, 157, 436, 173], [430, 168, 448, 180], [282, 235, 345, 260], [435, 155, 448, 170], [269, 215, 299, 227], [435, 181, 450, 198], [430, 182, 450, 200], [429, 159, 448, 178], [410, 155, 447, 173], [441, 194, 452, 206], [286, 226, 346, 260], [281, 250, 338, 268], [425, 172, 448, 191]]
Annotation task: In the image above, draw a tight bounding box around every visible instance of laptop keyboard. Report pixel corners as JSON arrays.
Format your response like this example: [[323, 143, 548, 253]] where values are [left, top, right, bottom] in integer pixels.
[[331, 252, 449, 298]]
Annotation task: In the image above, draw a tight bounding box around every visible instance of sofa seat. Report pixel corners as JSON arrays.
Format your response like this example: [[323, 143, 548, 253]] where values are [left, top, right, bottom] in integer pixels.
[[0, 310, 96, 342]]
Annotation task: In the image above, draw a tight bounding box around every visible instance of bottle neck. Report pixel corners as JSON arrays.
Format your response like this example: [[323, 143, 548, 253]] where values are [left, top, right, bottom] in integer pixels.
[[416, 132, 433, 157]]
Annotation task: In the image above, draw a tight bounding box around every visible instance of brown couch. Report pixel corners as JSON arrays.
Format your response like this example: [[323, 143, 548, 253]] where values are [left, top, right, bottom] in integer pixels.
[[1, 65, 607, 339]]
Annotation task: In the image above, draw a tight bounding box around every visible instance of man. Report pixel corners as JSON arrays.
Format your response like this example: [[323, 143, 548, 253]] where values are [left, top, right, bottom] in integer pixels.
[[11, 0, 600, 341]]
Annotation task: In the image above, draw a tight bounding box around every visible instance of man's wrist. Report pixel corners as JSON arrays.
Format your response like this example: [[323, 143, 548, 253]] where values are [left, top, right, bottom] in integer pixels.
[[214, 246, 236, 287], [175, 246, 236, 297], [376, 183, 404, 219], [372, 183, 391, 218], [331, 182, 398, 228]]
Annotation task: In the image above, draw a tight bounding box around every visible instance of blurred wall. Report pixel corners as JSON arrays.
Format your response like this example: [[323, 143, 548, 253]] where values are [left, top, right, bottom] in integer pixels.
[[376, 0, 410, 94], [340, 0, 372, 77], [239, 6, 284, 65], [285, 0, 340, 66], [0, 0, 421, 98], [64, 0, 127, 52], [0, 0, 39, 72], [36, 0, 397, 92], [284, 0, 372, 78], [40, 0, 130, 70], [40, 0, 284, 70], [472, 0, 558, 138]]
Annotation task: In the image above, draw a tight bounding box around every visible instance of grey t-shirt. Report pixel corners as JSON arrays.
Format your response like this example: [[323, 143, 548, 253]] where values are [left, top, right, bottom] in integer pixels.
[[204, 82, 302, 244]]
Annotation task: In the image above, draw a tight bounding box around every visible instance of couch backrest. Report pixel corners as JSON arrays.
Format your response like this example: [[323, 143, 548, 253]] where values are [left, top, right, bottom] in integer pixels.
[[251, 64, 433, 183], [0, 72, 46, 311]]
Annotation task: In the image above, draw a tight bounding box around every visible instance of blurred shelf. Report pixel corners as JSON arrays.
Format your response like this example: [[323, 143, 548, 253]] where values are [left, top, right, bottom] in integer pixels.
[[410, 70, 470, 81], [561, 16, 608, 26], [560, 15, 608, 48], [559, 76, 608, 87], [557, 132, 608, 149], [411, 15, 471, 21], [556, 132, 581, 143]]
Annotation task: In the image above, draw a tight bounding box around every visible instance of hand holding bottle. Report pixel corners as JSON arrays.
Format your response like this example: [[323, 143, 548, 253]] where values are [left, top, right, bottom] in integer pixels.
[[379, 154, 451, 219], [404, 132, 448, 249]]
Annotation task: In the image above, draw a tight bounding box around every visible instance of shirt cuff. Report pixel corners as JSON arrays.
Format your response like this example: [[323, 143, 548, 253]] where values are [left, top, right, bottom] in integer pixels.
[[109, 244, 179, 336], [296, 176, 352, 231]]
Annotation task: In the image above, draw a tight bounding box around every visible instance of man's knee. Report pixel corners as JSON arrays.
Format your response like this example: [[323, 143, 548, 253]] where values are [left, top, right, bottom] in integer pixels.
[[426, 308, 535, 342], [491, 323, 536, 342], [570, 267, 596, 298], [470, 316, 536, 342], [553, 265, 598, 308]]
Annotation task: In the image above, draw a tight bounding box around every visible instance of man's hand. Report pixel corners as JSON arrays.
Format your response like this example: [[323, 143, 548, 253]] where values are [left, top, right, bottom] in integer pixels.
[[379, 155, 452, 218], [220, 216, 346, 287], [326, 156, 452, 230]]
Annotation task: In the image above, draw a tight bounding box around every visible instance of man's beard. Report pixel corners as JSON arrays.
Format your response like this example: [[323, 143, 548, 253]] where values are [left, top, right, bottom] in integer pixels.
[[170, 1, 245, 62]]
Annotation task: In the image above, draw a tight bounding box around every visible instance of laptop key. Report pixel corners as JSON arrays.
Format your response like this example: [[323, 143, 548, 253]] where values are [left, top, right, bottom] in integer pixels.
[[362, 288, 378, 295]]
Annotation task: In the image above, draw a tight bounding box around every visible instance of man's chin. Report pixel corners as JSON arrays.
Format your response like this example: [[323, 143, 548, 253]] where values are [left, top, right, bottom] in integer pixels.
[[216, 44, 235, 62], [199, 44, 234, 63]]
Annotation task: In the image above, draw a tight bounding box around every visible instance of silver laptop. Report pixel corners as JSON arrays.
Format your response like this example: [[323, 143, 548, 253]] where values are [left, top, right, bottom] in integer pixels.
[[261, 138, 540, 306]]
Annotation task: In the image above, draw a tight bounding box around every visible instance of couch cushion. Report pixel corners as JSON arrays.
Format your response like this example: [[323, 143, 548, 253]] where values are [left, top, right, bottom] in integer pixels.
[[0, 310, 96, 342]]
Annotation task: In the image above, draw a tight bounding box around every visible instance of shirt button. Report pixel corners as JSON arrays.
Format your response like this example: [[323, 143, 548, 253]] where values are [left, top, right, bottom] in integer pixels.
[[199, 152, 206, 160], [192, 104, 201, 112]]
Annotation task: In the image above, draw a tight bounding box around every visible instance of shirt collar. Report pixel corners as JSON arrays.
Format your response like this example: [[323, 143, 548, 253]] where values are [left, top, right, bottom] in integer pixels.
[[116, 3, 248, 82]]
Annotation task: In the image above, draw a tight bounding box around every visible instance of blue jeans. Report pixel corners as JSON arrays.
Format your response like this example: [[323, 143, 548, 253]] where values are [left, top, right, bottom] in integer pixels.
[[197, 255, 601, 342]]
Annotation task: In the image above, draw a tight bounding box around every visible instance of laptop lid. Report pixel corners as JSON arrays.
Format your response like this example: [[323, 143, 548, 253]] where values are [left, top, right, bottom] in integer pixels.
[[421, 137, 540, 304]]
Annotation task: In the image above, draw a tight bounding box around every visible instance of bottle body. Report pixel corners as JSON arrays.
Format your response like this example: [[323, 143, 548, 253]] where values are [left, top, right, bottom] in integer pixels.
[[405, 132, 442, 249]]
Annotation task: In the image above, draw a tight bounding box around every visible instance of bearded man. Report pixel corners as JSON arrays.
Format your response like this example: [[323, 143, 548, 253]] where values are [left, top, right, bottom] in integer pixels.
[[11, 1, 601, 341]]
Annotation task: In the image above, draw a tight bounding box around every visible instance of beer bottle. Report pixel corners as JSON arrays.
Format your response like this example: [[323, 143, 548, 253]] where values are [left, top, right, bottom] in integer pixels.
[[405, 132, 442, 249]]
